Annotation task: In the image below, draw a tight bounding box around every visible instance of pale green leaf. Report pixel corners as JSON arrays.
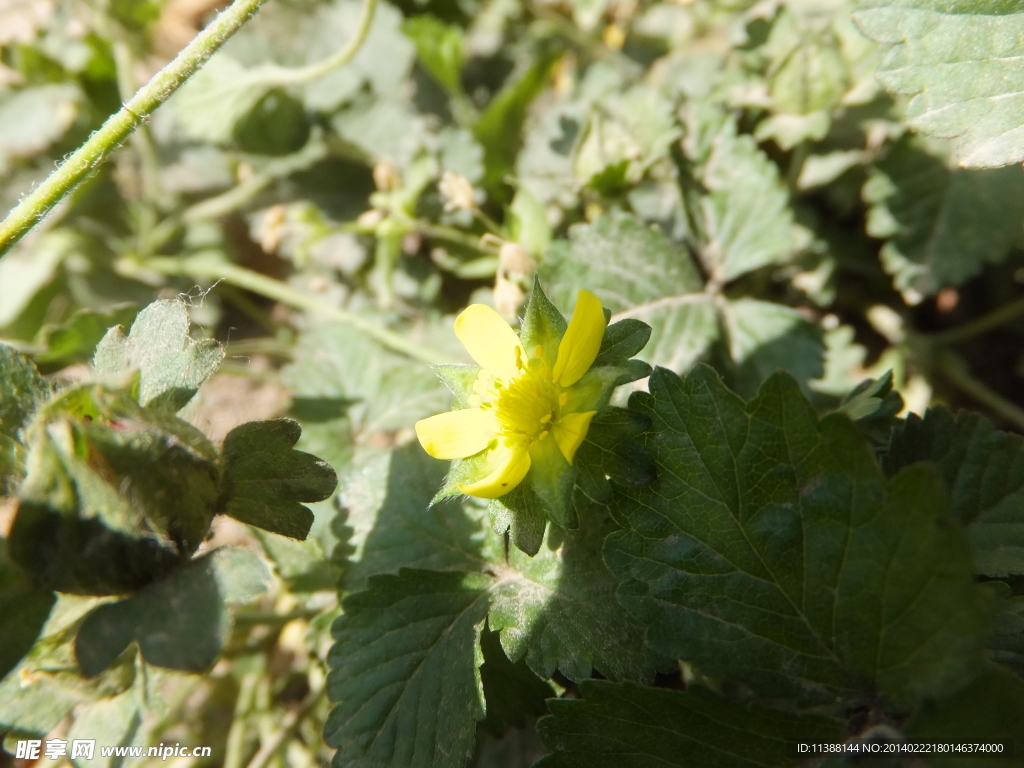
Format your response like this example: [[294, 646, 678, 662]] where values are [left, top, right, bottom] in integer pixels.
[[853, 0, 1024, 168], [92, 299, 224, 412]]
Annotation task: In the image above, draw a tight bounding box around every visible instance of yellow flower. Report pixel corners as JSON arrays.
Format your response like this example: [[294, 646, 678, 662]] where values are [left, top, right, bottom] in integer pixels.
[[415, 290, 607, 499]]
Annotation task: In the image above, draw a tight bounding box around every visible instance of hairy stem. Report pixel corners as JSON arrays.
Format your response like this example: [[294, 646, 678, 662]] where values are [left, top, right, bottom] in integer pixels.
[[118, 255, 447, 363], [0, 0, 271, 257]]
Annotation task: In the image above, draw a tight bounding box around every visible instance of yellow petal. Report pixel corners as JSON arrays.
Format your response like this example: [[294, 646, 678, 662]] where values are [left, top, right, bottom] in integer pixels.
[[552, 290, 606, 387], [454, 304, 526, 380], [458, 442, 531, 498], [553, 410, 596, 465], [415, 409, 498, 459]]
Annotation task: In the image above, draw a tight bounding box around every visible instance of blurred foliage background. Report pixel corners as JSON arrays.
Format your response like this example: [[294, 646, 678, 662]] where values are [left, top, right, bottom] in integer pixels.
[[3, 0, 1024, 764]]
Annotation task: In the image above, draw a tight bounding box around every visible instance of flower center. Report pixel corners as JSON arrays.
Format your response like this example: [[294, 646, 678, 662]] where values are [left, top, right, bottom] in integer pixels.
[[472, 346, 567, 448]]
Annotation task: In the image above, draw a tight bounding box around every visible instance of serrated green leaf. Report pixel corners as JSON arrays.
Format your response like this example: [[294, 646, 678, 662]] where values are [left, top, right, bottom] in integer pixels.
[[74, 548, 268, 676], [720, 297, 824, 396], [535, 680, 843, 768], [92, 299, 224, 412], [853, 0, 1024, 168], [540, 213, 716, 375], [885, 406, 1024, 577], [35, 305, 138, 365], [701, 122, 805, 281], [219, 419, 337, 540], [489, 505, 665, 683], [325, 568, 491, 768], [990, 594, 1024, 680], [339, 444, 502, 591], [863, 137, 1024, 297], [604, 366, 995, 707], [591, 320, 652, 368]]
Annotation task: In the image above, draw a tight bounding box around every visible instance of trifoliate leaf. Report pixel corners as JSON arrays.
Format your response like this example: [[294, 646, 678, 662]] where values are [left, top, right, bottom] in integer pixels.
[[325, 569, 490, 768], [92, 299, 224, 412], [863, 137, 1024, 297], [339, 444, 502, 590], [604, 365, 995, 707], [219, 419, 337, 541], [488, 505, 665, 683], [701, 120, 805, 281], [536, 680, 843, 767], [885, 406, 1024, 577], [541, 213, 716, 374], [74, 548, 269, 676], [853, 0, 1024, 168]]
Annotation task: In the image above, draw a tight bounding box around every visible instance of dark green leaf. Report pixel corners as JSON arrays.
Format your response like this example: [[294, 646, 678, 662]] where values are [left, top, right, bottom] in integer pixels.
[[74, 548, 269, 676], [479, 628, 554, 737], [219, 419, 337, 540], [489, 505, 665, 683], [325, 569, 491, 768], [0, 547, 55, 680], [592, 320, 651, 367], [605, 366, 995, 707], [885, 406, 1024, 577], [92, 300, 224, 412], [536, 680, 843, 768]]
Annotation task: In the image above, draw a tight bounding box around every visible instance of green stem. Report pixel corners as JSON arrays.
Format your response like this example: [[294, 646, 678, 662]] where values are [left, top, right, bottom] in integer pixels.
[[119, 254, 447, 363], [244, 685, 326, 768], [0, 0, 270, 257], [936, 351, 1024, 433], [928, 294, 1024, 345], [258, 0, 377, 86]]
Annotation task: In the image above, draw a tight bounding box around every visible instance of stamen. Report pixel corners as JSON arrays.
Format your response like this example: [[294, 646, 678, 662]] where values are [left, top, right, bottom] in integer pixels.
[[540, 413, 552, 424], [559, 392, 568, 406], [538, 430, 549, 440], [534, 345, 543, 358]]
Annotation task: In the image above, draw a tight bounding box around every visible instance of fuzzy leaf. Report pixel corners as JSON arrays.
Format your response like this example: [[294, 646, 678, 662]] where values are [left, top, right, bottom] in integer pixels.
[[219, 419, 337, 540], [0, 549, 55, 680], [854, 0, 1024, 168], [92, 300, 224, 412], [536, 680, 843, 767], [885, 406, 1024, 577], [863, 137, 1024, 297], [489, 504, 664, 684], [541, 213, 716, 375], [74, 548, 268, 676], [325, 569, 490, 768], [604, 365, 995, 707], [0, 344, 48, 491]]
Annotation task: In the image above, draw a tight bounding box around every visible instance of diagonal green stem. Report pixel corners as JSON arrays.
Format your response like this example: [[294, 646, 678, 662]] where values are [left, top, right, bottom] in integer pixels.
[[0, 0, 272, 257], [119, 255, 448, 364]]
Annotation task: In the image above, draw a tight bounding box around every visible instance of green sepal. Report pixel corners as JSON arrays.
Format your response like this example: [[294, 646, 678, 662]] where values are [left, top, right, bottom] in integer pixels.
[[431, 363, 481, 409], [527, 436, 576, 529], [520, 277, 567, 371], [592, 319, 652, 367], [488, 486, 547, 556]]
